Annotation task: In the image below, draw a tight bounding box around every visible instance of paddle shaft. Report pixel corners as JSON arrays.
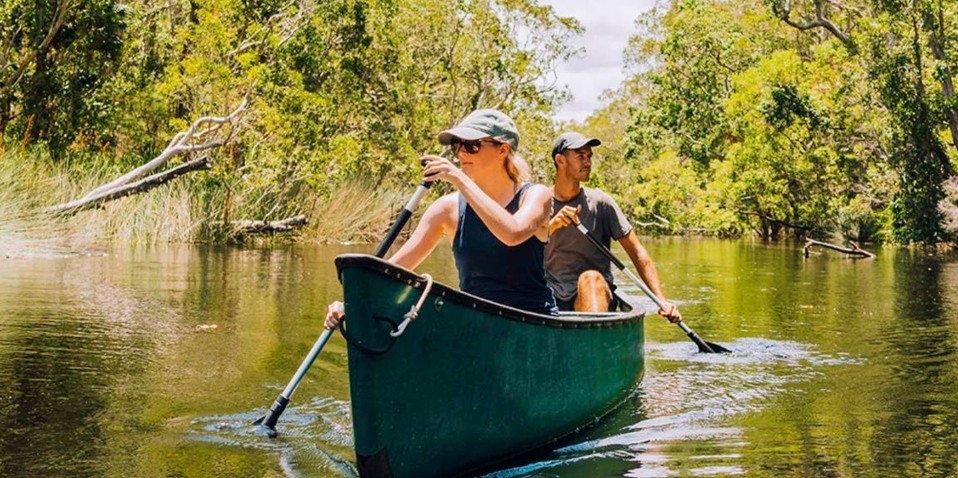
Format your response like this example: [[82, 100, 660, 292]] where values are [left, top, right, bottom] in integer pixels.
[[374, 181, 433, 257], [574, 223, 721, 353], [256, 180, 433, 430], [257, 329, 333, 429]]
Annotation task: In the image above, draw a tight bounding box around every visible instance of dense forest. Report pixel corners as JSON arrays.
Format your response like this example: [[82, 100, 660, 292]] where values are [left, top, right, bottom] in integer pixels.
[[1, 0, 957, 247]]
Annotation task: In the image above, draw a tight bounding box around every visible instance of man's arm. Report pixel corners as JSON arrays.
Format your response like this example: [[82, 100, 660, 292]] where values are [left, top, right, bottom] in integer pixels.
[[617, 230, 682, 322]]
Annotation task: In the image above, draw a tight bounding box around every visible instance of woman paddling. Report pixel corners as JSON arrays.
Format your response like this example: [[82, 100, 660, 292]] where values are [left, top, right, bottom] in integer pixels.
[[325, 109, 557, 329]]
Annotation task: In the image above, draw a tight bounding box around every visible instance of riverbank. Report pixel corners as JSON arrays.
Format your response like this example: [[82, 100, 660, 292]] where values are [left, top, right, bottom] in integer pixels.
[[0, 147, 413, 252]]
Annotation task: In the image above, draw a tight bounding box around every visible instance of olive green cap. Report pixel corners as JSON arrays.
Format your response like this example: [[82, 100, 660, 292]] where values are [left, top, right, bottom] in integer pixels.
[[438, 109, 519, 150]]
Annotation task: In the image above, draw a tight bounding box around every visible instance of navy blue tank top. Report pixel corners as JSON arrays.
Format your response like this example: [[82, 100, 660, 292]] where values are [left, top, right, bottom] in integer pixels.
[[452, 183, 557, 315]]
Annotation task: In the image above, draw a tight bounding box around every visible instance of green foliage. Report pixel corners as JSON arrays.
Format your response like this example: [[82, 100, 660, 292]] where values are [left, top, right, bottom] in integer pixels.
[[589, 0, 948, 244], [2, 0, 582, 244], [6, 0, 957, 247], [862, 2, 956, 244], [1, 0, 127, 153]]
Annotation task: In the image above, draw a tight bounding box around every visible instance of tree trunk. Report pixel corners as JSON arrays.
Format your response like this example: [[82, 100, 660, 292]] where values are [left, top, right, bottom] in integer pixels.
[[215, 214, 308, 235]]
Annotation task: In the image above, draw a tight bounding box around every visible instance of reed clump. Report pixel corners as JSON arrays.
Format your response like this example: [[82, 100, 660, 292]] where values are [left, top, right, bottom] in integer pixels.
[[1, 147, 414, 250]]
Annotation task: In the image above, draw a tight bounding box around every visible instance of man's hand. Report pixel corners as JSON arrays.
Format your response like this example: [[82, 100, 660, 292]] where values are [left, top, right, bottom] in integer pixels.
[[658, 301, 682, 324], [549, 205, 581, 235]]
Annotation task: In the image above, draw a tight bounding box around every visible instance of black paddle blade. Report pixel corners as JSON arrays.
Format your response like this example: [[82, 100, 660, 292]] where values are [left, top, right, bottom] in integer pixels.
[[687, 330, 732, 354], [250, 395, 288, 437], [703, 340, 732, 354]]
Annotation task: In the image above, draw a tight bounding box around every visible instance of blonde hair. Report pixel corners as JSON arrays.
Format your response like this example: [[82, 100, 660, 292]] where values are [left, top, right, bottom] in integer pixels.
[[504, 146, 530, 183]]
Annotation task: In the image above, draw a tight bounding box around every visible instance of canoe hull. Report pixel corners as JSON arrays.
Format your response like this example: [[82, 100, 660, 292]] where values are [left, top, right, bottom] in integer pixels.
[[335, 254, 645, 478]]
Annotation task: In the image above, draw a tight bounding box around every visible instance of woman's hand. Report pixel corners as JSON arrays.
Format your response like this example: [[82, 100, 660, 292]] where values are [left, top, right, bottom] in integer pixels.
[[421, 155, 465, 188], [324, 301, 345, 330]]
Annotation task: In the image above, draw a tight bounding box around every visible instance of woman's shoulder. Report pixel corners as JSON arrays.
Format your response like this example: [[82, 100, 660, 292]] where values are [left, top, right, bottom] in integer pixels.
[[521, 182, 551, 196], [431, 192, 460, 210]]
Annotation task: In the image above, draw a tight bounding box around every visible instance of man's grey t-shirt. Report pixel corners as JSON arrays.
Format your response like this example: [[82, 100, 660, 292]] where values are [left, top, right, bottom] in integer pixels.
[[545, 187, 631, 302]]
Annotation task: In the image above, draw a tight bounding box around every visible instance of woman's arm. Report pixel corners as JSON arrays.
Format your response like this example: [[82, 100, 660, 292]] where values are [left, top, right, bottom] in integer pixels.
[[423, 155, 551, 245], [459, 183, 551, 245], [324, 194, 456, 330], [387, 194, 457, 269]]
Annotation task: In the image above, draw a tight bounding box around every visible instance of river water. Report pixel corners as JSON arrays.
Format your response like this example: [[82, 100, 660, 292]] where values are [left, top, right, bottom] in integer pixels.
[[1, 239, 957, 477]]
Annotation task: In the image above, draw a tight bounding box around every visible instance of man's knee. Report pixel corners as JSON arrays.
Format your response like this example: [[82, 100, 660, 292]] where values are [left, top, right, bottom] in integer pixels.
[[575, 270, 612, 312]]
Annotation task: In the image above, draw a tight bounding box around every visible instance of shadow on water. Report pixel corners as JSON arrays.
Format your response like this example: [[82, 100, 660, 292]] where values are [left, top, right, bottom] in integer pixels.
[[866, 253, 958, 478]]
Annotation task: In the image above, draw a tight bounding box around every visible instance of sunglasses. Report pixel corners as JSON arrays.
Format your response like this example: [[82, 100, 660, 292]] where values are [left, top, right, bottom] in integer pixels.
[[452, 139, 502, 155]]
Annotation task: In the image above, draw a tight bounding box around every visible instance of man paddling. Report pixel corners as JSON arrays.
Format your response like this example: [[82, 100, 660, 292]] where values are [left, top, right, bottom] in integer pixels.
[[546, 131, 682, 321]]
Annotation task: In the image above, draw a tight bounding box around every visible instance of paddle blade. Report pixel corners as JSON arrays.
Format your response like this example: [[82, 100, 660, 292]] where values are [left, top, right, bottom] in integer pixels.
[[704, 341, 733, 354], [686, 330, 731, 354], [251, 395, 289, 436]]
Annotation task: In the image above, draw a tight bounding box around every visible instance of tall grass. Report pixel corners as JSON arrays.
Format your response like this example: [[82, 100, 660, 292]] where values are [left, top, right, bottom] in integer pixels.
[[303, 181, 410, 244], [0, 148, 69, 255], [0, 147, 415, 250]]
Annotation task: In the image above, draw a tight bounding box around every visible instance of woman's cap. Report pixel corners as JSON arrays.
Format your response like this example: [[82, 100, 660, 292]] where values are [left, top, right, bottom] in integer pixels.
[[551, 132, 601, 158], [438, 109, 519, 150]]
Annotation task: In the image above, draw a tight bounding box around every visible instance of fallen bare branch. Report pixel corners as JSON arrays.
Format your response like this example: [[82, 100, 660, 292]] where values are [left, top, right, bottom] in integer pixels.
[[803, 239, 875, 258], [47, 157, 211, 215], [79, 97, 247, 201]]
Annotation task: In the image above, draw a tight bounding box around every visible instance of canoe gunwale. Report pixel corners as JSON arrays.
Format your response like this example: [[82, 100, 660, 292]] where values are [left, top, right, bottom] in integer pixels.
[[334, 253, 645, 328]]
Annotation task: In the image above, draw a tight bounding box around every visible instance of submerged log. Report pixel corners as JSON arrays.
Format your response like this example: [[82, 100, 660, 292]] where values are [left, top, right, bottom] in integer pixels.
[[803, 239, 875, 259], [217, 214, 308, 235]]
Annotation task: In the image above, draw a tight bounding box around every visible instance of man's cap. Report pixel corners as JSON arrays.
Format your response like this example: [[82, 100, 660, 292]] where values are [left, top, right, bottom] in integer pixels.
[[551, 132, 601, 158], [438, 109, 520, 150]]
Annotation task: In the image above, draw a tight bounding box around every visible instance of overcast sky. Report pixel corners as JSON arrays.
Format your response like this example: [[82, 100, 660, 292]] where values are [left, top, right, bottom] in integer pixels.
[[540, 0, 658, 123]]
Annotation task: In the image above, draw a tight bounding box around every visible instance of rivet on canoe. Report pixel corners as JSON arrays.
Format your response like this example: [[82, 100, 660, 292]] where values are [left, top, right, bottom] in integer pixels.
[[434, 298, 444, 312]]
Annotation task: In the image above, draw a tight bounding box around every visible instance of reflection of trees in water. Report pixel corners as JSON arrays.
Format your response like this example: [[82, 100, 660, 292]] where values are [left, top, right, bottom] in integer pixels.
[[0, 246, 318, 476], [872, 255, 958, 477], [0, 258, 160, 476]]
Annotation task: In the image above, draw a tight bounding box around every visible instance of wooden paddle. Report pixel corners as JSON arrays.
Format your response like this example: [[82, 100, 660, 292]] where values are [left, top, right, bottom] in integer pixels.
[[573, 221, 731, 354], [253, 179, 434, 434]]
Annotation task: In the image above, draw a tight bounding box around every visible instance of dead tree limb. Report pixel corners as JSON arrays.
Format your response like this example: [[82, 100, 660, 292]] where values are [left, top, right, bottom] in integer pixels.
[[48, 97, 248, 214], [803, 239, 875, 258], [216, 214, 308, 234], [79, 97, 248, 201], [47, 157, 211, 215]]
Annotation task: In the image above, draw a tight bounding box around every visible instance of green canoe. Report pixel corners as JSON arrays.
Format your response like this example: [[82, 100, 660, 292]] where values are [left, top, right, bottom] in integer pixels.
[[335, 254, 645, 478]]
